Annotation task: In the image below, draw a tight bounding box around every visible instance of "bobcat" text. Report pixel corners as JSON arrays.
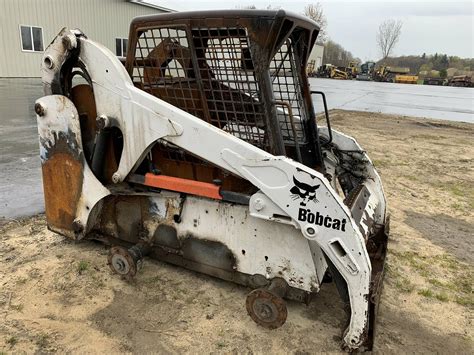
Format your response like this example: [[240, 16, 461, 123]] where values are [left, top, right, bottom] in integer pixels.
[[297, 208, 347, 231]]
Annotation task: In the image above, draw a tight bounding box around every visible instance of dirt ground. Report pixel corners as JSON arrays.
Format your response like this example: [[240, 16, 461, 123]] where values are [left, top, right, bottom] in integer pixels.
[[1, 110, 473, 354]]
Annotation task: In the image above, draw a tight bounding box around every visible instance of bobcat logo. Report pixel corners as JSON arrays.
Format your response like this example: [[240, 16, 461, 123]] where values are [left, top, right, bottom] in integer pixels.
[[290, 176, 320, 206]]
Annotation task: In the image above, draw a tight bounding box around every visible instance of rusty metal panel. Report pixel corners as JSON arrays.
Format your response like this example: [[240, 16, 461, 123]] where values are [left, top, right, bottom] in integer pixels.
[[42, 151, 83, 232]]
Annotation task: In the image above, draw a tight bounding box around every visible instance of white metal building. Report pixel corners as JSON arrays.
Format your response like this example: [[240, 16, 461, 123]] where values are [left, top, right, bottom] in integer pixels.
[[308, 44, 324, 69], [0, 0, 172, 77]]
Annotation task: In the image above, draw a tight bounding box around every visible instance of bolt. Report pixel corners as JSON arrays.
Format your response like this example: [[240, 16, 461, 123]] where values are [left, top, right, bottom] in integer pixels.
[[254, 198, 264, 211], [96, 115, 110, 130], [112, 172, 121, 183], [34, 103, 45, 117], [304, 225, 318, 240]]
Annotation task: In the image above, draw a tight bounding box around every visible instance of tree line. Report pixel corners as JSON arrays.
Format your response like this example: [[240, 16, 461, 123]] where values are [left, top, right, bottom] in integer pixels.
[[242, 3, 472, 75], [322, 40, 359, 67], [380, 54, 473, 77]]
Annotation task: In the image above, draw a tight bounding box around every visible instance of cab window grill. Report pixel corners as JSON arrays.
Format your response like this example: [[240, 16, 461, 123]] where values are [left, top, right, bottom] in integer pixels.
[[194, 27, 268, 149], [131, 24, 310, 154], [132, 26, 269, 151], [270, 39, 308, 144], [132, 27, 206, 120]]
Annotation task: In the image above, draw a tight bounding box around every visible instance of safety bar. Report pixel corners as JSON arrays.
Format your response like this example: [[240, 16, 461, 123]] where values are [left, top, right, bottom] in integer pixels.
[[310, 91, 333, 145]]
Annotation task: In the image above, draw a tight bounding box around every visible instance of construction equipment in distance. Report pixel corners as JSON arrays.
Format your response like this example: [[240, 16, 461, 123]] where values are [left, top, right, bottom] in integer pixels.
[[373, 66, 410, 82], [339, 61, 358, 79], [448, 75, 473, 87], [317, 64, 349, 79], [394, 74, 418, 84], [306, 59, 317, 77], [423, 77, 446, 86], [35, 10, 389, 351], [356, 61, 375, 81]]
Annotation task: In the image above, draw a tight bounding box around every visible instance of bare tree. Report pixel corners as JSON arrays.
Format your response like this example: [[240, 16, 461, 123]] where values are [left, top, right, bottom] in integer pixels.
[[376, 19, 403, 61], [304, 3, 327, 43]]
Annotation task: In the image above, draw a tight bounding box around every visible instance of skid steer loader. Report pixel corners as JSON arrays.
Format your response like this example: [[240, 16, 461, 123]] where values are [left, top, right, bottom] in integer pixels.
[[35, 10, 388, 351]]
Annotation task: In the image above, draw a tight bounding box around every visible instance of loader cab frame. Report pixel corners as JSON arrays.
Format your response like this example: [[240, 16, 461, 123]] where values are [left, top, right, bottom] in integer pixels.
[[124, 10, 325, 184]]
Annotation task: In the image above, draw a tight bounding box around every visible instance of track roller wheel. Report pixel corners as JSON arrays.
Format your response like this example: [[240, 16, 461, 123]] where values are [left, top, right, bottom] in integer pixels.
[[246, 278, 288, 329], [108, 243, 149, 279]]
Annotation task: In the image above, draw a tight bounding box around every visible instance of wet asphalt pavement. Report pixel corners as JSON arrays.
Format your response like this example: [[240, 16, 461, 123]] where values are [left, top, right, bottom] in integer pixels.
[[0, 79, 43, 219], [0, 78, 472, 219], [309, 78, 474, 123]]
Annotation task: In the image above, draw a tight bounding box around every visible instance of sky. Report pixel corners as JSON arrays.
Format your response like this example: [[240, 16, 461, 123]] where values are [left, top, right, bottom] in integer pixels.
[[147, 0, 474, 61]]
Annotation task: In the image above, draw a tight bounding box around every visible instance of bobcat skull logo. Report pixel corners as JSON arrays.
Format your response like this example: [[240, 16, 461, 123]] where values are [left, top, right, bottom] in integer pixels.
[[290, 176, 320, 206]]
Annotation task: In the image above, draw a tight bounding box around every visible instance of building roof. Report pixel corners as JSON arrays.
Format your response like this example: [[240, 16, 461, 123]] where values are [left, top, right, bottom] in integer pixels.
[[127, 0, 174, 12]]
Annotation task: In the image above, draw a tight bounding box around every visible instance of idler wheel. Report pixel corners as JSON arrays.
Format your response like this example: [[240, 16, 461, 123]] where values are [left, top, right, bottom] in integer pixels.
[[246, 278, 288, 329], [108, 245, 146, 279]]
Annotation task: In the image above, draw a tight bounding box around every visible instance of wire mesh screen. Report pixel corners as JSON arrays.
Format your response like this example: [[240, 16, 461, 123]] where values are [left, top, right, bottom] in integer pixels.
[[132, 26, 269, 151], [132, 27, 207, 120], [270, 38, 308, 144], [193, 27, 267, 149]]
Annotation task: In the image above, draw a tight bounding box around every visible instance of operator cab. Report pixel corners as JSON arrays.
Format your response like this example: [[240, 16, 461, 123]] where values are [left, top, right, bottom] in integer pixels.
[[122, 10, 329, 192]]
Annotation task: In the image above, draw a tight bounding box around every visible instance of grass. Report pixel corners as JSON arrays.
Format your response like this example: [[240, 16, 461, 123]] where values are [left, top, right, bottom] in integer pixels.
[[91, 274, 105, 288], [6, 336, 17, 347], [389, 250, 429, 273], [433, 181, 474, 202], [16, 277, 28, 285], [394, 278, 415, 293], [449, 184, 465, 197], [435, 292, 449, 302], [454, 295, 474, 307], [451, 202, 465, 212], [405, 175, 420, 182], [433, 254, 460, 271], [427, 278, 445, 288], [216, 341, 226, 348], [10, 304, 24, 312], [455, 273, 473, 294], [36, 333, 50, 349], [418, 288, 450, 302], [372, 159, 389, 169], [77, 260, 89, 275], [390, 250, 473, 306], [418, 288, 434, 298]]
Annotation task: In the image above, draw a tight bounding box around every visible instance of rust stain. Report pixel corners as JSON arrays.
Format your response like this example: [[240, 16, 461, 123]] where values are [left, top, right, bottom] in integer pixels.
[[42, 152, 83, 233], [71, 85, 97, 159]]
